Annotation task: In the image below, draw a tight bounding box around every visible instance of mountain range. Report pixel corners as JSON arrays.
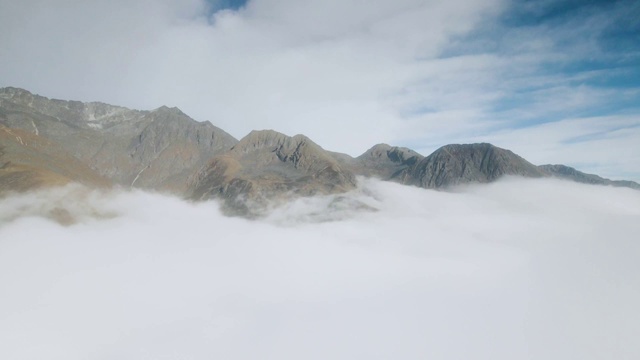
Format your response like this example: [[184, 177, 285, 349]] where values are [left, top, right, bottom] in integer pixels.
[[1, 87, 637, 216]]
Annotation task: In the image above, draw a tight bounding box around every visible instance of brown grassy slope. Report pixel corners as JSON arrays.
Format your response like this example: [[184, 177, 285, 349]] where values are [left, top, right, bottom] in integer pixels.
[[0, 126, 111, 193]]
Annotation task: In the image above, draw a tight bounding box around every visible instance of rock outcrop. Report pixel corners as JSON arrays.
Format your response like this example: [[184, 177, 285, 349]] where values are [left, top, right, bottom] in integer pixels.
[[539, 164, 640, 190], [396, 143, 545, 188], [189, 130, 357, 216], [352, 143, 424, 180]]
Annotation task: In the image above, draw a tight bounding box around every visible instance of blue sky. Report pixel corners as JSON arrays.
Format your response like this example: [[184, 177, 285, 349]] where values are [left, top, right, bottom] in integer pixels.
[[433, 0, 640, 123], [0, 0, 638, 180], [492, 0, 640, 118], [205, 0, 248, 13], [398, 0, 640, 179]]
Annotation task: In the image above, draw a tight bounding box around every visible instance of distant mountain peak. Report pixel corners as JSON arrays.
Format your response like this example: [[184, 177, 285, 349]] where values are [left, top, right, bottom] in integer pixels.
[[190, 129, 357, 216], [539, 164, 640, 189], [352, 143, 424, 180], [364, 144, 422, 162], [152, 105, 185, 115], [231, 129, 291, 152], [230, 130, 322, 158], [0, 86, 33, 97], [399, 142, 545, 188]]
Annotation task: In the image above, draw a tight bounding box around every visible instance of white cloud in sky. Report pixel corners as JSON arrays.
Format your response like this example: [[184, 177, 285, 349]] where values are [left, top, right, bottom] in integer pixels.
[[467, 115, 640, 181], [0, 0, 638, 180], [1, 178, 639, 359], [404, 114, 640, 181]]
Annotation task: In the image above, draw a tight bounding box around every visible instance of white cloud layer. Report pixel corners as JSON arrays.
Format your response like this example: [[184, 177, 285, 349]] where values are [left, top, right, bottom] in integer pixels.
[[1, 178, 639, 359], [0, 0, 638, 180]]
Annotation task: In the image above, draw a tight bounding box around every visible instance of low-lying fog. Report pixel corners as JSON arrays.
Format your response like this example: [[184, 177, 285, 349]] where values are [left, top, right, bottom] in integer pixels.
[[1, 178, 639, 359]]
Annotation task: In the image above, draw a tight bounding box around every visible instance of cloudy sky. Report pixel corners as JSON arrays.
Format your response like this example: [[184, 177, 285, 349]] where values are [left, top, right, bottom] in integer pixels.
[[0, 0, 638, 181]]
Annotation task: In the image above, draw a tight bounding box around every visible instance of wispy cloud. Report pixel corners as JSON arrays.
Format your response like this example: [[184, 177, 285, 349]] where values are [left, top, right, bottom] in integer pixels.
[[0, 0, 637, 179]]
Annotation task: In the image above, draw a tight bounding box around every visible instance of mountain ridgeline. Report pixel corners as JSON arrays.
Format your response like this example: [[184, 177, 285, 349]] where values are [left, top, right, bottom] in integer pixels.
[[0, 87, 237, 193], [1, 87, 637, 216]]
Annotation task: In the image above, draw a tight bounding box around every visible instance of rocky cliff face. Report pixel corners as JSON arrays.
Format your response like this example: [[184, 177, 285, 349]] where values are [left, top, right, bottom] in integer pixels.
[[189, 130, 357, 216], [352, 143, 424, 180], [395, 143, 545, 188], [0, 87, 237, 193]]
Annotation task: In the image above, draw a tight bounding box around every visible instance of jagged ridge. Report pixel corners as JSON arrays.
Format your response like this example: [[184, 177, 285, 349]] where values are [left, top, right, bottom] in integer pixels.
[[1, 87, 638, 218], [189, 130, 357, 215], [0, 87, 238, 193], [397, 143, 545, 188], [539, 164, 640, 190]]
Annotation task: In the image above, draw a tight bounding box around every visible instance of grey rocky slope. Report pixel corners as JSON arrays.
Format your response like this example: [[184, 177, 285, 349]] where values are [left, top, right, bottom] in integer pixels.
[[351, 142, 639, 190], [189, 130, 357, 215], [352, 144, 424, 180], [392, 143, 546, 188], [539, 164, 640, 190], [0, 87, 237, 192]]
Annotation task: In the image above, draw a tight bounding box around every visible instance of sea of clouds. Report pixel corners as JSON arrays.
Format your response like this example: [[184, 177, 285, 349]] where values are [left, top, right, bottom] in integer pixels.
[[1, 177, 639, 359]]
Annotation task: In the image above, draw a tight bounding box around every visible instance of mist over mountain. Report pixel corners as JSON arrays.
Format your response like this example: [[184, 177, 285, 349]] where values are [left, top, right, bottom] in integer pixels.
[[2, 0, 639, 357], [2, 87, 637, 218], [1, 87, 640, 360], [1, 177, 639, 360], [189, 129, 358, 216]]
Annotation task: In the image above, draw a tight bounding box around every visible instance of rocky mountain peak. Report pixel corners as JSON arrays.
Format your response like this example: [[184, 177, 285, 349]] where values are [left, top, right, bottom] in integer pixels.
[[218, 130, 351, 178], [189, 130, 357, 216], [231, 129, 292, 153], [152, 105, 186, 116], [0, 86, 34, 99], [399, 143, 545, 188], [352, 143, 424, 180], [539, 164, 640, 189], [360, 143, 392, 158], [360, 143, 423, 164]]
